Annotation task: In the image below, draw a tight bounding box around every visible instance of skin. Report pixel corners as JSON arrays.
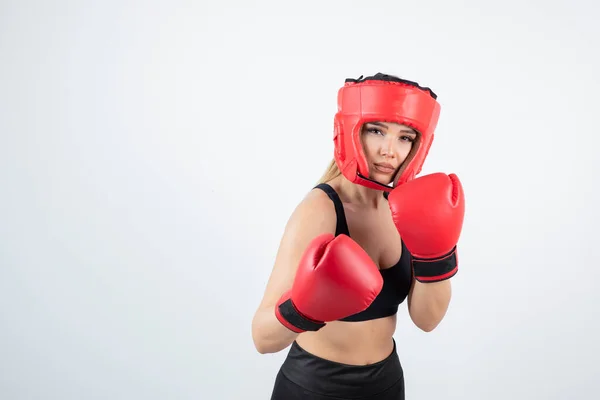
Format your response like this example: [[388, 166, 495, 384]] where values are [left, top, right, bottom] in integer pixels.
[[251, 121, 452, 365]]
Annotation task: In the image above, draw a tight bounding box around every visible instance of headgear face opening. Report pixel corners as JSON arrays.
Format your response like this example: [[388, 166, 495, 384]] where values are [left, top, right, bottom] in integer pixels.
[[333, 73, 441, 191]]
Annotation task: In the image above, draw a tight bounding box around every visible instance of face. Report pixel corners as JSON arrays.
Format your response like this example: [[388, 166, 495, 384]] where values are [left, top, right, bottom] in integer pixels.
[[360, 121, 417, 184]]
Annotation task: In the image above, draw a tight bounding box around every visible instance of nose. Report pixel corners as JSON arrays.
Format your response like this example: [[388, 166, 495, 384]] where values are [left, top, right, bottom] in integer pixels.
[[381, 137, 396, 158]]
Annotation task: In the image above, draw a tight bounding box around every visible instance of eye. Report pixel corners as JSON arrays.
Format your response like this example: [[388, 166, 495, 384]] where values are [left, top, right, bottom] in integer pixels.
[[366, 127, 383, 135], [399, 135, 415, 142]]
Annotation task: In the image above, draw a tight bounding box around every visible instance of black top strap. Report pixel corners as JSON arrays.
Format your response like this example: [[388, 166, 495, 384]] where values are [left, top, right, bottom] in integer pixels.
[[314, 183, 350, 237]]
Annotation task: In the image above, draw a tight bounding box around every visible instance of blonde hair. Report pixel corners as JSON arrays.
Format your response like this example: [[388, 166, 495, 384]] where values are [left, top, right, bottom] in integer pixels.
[[317, 159, 342, 184]]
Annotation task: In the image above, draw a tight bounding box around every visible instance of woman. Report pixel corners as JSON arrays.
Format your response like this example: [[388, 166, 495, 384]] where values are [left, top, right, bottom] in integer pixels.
[[252, 73, 465, 400]]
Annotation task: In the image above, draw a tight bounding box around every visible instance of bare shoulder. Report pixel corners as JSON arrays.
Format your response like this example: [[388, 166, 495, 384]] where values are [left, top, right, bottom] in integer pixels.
[[255, 187, 337, 309], [276, 187, 337, 268], [283, 187, 337, 237]]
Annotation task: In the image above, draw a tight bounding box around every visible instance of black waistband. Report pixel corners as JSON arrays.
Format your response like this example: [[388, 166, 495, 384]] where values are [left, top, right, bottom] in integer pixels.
[[280, 340, 403, 398]]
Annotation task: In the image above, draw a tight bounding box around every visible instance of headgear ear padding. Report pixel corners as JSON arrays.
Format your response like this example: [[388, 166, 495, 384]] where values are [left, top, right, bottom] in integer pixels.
[[333, 73, 441, 191]]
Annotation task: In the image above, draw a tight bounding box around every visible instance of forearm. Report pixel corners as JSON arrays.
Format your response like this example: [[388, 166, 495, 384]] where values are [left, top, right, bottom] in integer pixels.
[[408, 279, 452, 332], [251, 306, 300, 354]]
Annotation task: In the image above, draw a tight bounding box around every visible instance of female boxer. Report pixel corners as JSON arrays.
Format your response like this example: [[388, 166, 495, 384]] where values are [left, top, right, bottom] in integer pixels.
[[251, 73, 465, 400]]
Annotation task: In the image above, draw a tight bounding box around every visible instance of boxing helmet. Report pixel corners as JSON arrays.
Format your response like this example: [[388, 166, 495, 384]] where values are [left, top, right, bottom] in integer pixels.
[[333, 73, 441, 191]]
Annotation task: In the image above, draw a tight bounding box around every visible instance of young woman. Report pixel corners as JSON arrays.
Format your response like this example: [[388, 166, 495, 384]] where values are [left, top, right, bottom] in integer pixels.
[[252, 73, 465, 400]]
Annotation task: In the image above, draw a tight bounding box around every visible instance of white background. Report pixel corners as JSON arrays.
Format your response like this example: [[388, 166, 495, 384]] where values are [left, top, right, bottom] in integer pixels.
[[1, 1, 599, 399]]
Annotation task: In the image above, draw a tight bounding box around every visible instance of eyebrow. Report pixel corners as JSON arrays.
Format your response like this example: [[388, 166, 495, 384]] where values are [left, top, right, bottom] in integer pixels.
[[367, 122, 417, 135]]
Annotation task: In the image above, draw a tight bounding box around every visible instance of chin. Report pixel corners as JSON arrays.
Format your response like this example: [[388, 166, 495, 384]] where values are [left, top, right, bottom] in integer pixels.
[[371, 173, 394, 186]]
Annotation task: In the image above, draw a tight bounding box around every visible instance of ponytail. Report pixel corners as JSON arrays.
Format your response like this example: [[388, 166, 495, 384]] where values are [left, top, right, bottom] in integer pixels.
[[317, 159, 342, 184]]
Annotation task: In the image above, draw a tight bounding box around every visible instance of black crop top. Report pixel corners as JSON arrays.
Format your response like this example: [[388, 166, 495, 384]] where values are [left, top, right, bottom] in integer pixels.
[[314, 183, 413, 322]]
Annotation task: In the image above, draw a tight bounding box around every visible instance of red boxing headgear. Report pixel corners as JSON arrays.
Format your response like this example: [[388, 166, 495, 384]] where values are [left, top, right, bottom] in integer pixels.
[[333, 73, 441, 191]]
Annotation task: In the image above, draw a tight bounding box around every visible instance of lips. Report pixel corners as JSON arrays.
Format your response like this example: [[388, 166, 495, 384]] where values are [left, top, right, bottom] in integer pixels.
[[373, 163, 395, 174]]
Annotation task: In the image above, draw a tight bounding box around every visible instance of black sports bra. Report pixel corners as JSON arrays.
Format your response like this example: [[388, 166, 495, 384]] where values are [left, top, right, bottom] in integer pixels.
[[314, 183, 413, 322]]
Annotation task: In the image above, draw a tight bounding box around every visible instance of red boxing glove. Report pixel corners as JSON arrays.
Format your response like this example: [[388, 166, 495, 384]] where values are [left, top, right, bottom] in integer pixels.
[[275, 233, 383, 333], [388, 173, 465, 283]]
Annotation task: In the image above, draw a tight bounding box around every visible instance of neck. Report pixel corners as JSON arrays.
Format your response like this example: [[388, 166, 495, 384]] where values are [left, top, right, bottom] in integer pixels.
[[336, 175, 386, 208]]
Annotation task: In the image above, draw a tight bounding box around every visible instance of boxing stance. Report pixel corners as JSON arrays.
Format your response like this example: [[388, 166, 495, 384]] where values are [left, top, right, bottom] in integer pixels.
[[252, 73, 465, 399]]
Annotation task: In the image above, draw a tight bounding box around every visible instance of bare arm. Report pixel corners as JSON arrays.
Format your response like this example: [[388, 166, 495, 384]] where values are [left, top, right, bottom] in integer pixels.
[[407, 278, 452, 332], [251, 190, 336, 354]]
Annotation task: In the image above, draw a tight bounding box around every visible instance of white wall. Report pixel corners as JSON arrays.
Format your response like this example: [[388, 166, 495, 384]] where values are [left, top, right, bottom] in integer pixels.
[[1, 0, 598, 399]]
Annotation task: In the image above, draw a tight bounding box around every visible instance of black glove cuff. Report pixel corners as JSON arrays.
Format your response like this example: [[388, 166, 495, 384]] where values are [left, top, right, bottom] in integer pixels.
[[412, 246, 458, 283], [277, 299, 326, 332]]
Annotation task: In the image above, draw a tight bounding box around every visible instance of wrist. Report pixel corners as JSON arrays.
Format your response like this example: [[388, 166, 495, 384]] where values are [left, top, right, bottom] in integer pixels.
[[274, 290, 326, 333], [412, 246, 458, 283]]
